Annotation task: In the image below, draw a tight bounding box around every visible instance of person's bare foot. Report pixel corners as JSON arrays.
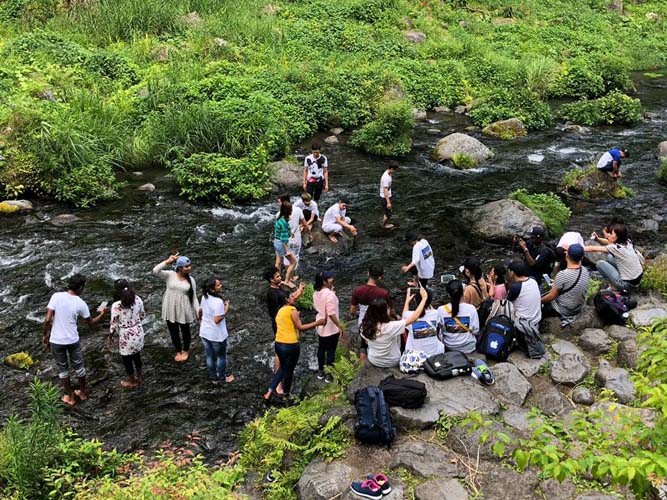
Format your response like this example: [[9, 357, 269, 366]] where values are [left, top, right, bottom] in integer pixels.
[[276, 383, 284, 395], [74, 389, 88, 401], [120, 379, 138, 388], [225, 374, 236, 383], [61, 394, 76, 406], [181, 351, 189, 362], [174, 352, 182, 362], [383, 223, 395, 229], [328, 234, 338, 244], [263, 390, 272, 402]]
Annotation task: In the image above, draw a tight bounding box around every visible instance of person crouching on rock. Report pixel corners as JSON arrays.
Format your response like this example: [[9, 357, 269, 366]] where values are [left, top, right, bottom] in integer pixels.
[[322, 197, 358, 244], [597, 147, 629, 179], [108, 279, 145, 388], [263, 283, 325, 403], [360, 288, 428, 368]]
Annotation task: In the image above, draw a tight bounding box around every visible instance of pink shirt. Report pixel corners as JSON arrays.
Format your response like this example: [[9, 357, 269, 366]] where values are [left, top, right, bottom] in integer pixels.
[[313, 288, 340, 337], [493, 284, 508, 301]]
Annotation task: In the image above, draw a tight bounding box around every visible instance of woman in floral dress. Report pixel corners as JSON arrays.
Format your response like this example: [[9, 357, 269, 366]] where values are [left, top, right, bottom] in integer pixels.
[[109, 279, 146, 388]]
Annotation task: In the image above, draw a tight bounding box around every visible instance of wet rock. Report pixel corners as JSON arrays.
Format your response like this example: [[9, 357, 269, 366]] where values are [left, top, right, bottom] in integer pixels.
[[433, 106, 450, 113], [563, 124, 588, 134], [617, 338, 640, 370], [572, 386, 594, 406], [464, 125, 479, 132], [0, 201, 20, 214], [1, 200, 33, 212], [478, 465, 539, 500], [482, 118, 527, 140], [415, 479, 468, 500], [488, 362, 531, 406], [391, 440, 462, 477], [49, 214, 80, 226], [404, 30, 426, 43], [324, 135, 339, 145], [534, 384, 568, 416], [578, 328, 612, 355], [331, 127, 344, 135], [551, 339, 583, 356], [527, 153, 544, 163], [269, 160, 301, 193], [637, 218, 659, 233], [550, 353, 590, 386], [606, 324, 637, 341], [307, 227, 355, 257], [433, 133, 492, 167], [629, 306, 667, 326], [540, 478, 576, 500], [454, 105, 467, 114], [426, 128, 441, 135], [181, 11, 203, 28], [595, 360, 635, 403], [658, 141, 667, 159], [137, 183, 155, 192], [132, 171, 144, 177], [297, 460, 353, 500], [564, 168, 620, 199], [607, 0, 623, 15], [413, 109, 427, 119], [508, 351, 548, 378], [469, 199, 543, 243]]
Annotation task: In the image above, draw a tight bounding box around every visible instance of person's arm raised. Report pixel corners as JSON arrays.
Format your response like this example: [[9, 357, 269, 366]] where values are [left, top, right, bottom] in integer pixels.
[[404, 288, 428, 327]]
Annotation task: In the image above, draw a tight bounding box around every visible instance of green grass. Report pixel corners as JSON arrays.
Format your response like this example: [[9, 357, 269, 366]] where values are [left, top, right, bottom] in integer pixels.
[[508, 188, 571, 235], [657, 159, 667, 184]]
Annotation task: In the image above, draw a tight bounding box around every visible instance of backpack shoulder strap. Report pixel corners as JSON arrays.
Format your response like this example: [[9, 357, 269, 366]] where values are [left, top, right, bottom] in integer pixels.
[[444, 304, 471, 332], [558, 267, 583, 296]]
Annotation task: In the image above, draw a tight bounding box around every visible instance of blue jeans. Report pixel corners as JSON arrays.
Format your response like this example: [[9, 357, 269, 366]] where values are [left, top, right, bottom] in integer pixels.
[[596, 255, 630, 292], [269, 342, 300, 395], [201, 338, 228, 380]]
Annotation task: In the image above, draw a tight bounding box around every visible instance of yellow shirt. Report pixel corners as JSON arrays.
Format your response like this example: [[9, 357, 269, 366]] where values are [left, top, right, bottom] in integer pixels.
[[275, 305, 299, 344]]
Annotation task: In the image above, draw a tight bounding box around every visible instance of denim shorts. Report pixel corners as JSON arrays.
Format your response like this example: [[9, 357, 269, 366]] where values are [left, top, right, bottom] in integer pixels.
[[274, 239, 288, 257], [51, 341, 86, 379]]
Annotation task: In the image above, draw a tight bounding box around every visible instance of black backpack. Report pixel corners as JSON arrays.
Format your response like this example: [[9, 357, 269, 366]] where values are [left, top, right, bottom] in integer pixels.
[[379, 376, 427, 409], [477, 315, 515, 361], [424, 352, 471, 380], [477, 298, 494, 326], [354, 386, 396, 446], [594, 290, 628, 325]]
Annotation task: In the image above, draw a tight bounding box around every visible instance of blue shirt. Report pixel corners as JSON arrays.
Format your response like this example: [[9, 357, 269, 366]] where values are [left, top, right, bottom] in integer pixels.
[[609, 148, 622, 163]]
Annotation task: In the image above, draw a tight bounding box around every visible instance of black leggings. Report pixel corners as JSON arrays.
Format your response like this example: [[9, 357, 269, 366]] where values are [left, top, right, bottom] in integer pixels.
[[121, 353, 142, 376], [317, 333, 340, 371], [167, 321, 191, 352]]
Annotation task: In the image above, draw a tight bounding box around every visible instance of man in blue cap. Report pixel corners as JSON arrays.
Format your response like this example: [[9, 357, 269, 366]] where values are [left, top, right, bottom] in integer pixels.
[[541, 243, 590, 324]]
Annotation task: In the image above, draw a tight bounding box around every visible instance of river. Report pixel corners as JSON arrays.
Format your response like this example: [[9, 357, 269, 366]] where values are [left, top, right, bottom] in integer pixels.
[[1, 74, 665, 462]]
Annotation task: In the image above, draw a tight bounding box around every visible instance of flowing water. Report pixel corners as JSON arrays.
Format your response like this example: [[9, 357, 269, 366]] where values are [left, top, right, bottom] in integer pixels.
[[1, 74, 666, 462]]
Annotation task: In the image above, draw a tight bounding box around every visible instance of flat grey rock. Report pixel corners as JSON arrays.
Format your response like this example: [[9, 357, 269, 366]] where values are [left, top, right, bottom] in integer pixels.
[[579, 328, 612, 355], [595, 360, 635, 403], [488, 362, 532, 406], [540, 478, 576, 500], [477, 465, 539, 500], [606, 325, 637, 341], [508, 351, 548, 378], [297, 460, 353, 500], [551, 340, 583, 356], [550, 353, 590, 386], [415, 479, 469, 500], [390, 440, 462, 478], [629, 306, 667, 327], [49, 214, 80, 226], [534, 384, 568, 416], [501, 405, 535, 433]]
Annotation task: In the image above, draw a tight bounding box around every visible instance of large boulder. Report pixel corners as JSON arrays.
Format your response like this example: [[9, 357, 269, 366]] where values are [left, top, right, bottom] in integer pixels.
[[391, 440, 463, 477], [629, 305, 667, 327], [564, 168, 622, 199], [617, 339, 639, 370], [658, 141, 667, 159], [269, 160, 302, 193], [606, 324, 637, 341], [482, 118, 527, 140], [578, 328, 612, 355], [432, 133, 492, 167], [0, 199, 33, 212], [550, 353, 590, 386], [595, 360, 635, 403], [469, 199, 544, 243], [533, 384, 568, 416], [488, 362, 532, 406], [477, 465, 539, 500], [306, 225, 355, 257], [297, 460, 353, 500]]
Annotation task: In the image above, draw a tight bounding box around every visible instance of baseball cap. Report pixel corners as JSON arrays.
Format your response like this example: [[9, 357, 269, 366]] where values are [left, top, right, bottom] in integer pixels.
[[175, 256, 192, 268], [321, 271, 334, 280], [527, 226, 546, 238], [567, 244, 585, 262], [621, 148, 629, 158]]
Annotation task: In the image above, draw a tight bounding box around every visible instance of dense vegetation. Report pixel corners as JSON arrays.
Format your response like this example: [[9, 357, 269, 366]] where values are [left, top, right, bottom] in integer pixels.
[[509, 188, 571, 235], [1, 0, 666, 206]]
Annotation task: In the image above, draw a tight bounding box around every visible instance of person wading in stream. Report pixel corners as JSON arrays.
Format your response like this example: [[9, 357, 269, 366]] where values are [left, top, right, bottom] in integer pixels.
[[43, 274, 107, 406], [198, 277, 235, 385], [108, 279, 145, 388], [153, 253, 199, 362]]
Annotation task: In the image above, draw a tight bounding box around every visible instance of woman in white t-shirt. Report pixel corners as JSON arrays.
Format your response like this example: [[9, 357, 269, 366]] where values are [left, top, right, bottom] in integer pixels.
[[402, 288, 443, 357], [361, 288, 428, 368], [198, 277, 235, 384], [437, 280, 479, 354]]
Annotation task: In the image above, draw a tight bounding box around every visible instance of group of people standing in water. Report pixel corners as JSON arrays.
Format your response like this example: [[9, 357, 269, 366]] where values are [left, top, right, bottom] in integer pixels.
[[41, 143, 644, 406]]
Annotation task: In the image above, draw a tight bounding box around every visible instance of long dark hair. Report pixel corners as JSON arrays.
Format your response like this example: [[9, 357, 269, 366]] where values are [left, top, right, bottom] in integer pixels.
[[279, 201, 292, 221], [114, 279, 136, 309], [202, 277, 223, 301], [176, 266, 195, 304], [493, 264, 506, 286], [360, 298, 390, 341], [610, 222, 629, 244], [314, 271, 333, 292], [446, 279, 464, 318]]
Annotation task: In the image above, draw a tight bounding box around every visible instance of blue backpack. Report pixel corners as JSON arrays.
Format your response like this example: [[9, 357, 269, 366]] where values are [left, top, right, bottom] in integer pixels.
[[477, 315, 515, 361], [354, 386, 395, 447]]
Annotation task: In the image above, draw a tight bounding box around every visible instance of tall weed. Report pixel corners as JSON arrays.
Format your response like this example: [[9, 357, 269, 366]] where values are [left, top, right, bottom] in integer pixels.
[[525, 56, 557, 99]]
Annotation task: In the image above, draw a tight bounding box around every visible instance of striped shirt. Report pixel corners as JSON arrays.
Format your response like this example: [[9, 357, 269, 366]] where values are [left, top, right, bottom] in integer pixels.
[[552, 267, 590, 318], [274, 217, 291, 243]]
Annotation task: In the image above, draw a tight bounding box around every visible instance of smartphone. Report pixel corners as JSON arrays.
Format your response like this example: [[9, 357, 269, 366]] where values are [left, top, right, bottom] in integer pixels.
[[542, 274, 552, 287], [409, 287, 421, 296], [97, 301, 108, 313], [440, 273, 456, 284]]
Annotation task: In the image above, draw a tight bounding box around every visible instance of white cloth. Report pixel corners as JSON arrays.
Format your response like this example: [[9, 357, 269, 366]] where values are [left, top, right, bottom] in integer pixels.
[[436, 302, 479, 353], [380, 170, 392, 198], [412, 239, 435, 279], [510, 279, 542, 324], [47, 292, 90, 345], [597, 151, 613, 169], [294, 198, 319, 217], [153, 262, 199, 324], [557, 231, 584, 249], [606, 242, 643, 281], [304, 154, 328, 180], [288, 205, 304, 246], [199, 295, 228, 342], [110, 297, 145, 356], [362, 320, 406, 368], [322, 204, 350, 233], [403, 309, 443, 356]]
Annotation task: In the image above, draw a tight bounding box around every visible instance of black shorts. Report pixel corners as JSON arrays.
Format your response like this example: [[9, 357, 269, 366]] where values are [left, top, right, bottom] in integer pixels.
[[598, 162, 614, 173], [306, 178, 325, 201], [381, 197, 392, 218]]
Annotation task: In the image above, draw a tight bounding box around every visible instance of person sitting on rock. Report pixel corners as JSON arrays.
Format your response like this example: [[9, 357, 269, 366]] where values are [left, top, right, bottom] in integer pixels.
[[302, 142, 329, 201], [436, 280, 479, 354], [401, 230, 435, 287], [597, 147, 629, 179], [541, 243, 590, 326], [584, 221, 643, 293], [293, 192, 319, 235], [360, 288, 428, 368], [552, 231, 585, 277], [402, 287, 442, 357], [460, 256, 489, 309], [507, 260, 543, 354], [322, 198, 357, 243], [513, 226, 555, 288]]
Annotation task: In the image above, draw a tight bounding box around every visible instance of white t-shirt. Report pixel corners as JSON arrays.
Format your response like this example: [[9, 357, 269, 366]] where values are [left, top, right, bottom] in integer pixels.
[[304, 154, 328, 180], [403, 309, 442, 356], [288, 205, 304, 246], [199, 295, 228, 342], [412, 239, 435, 279], [380, 171, 392, 198], [363, 320, 406, 368], [508, 279, 542, 323], [436, 302, 479, 351], [323, 204, 345, 227], [597, 151, 614, 169], [294, 198, 319, 217], [47, 291, 91, 345], [557, 231, 584, 249]]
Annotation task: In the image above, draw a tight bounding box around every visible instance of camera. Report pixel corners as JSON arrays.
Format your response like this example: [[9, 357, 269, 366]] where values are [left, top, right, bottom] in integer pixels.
[[440, 273, 456, 284]]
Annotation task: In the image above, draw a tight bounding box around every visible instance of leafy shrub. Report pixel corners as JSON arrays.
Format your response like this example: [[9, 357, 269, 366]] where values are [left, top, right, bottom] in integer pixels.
[[295, 283, 314, 310], [54, 162, 119, 208], [641, 256, 667, 297], [509, 189, 571, 235], [586, 278, 603, 303], [394, 60, 467, 109], [559, 90, 643, 126], [2, 30, 89, 66], [3, 352, 34, 369], [657, 159, 667, 184], [469, 88, 553, 130], [549, 58, 605, 99], [84, 52, 140, 84], [350, 99, 414, 156], [524, 56, 557, 99], [0, 0, 58, 24], [452, 152, 477, 169], [170, 151, 270, 205]]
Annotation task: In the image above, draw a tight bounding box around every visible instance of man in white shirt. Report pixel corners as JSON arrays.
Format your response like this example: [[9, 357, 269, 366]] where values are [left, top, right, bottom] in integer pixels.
[[322, 198, 358, 243], [302, 142, 329, 201], [42, 274, 107, 406], [293, 192, 319, 234], [278, 194, 311, 269], [401, 230, 435, 287], [596, 147, 628, 178], [380, 161, 399, 229]]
